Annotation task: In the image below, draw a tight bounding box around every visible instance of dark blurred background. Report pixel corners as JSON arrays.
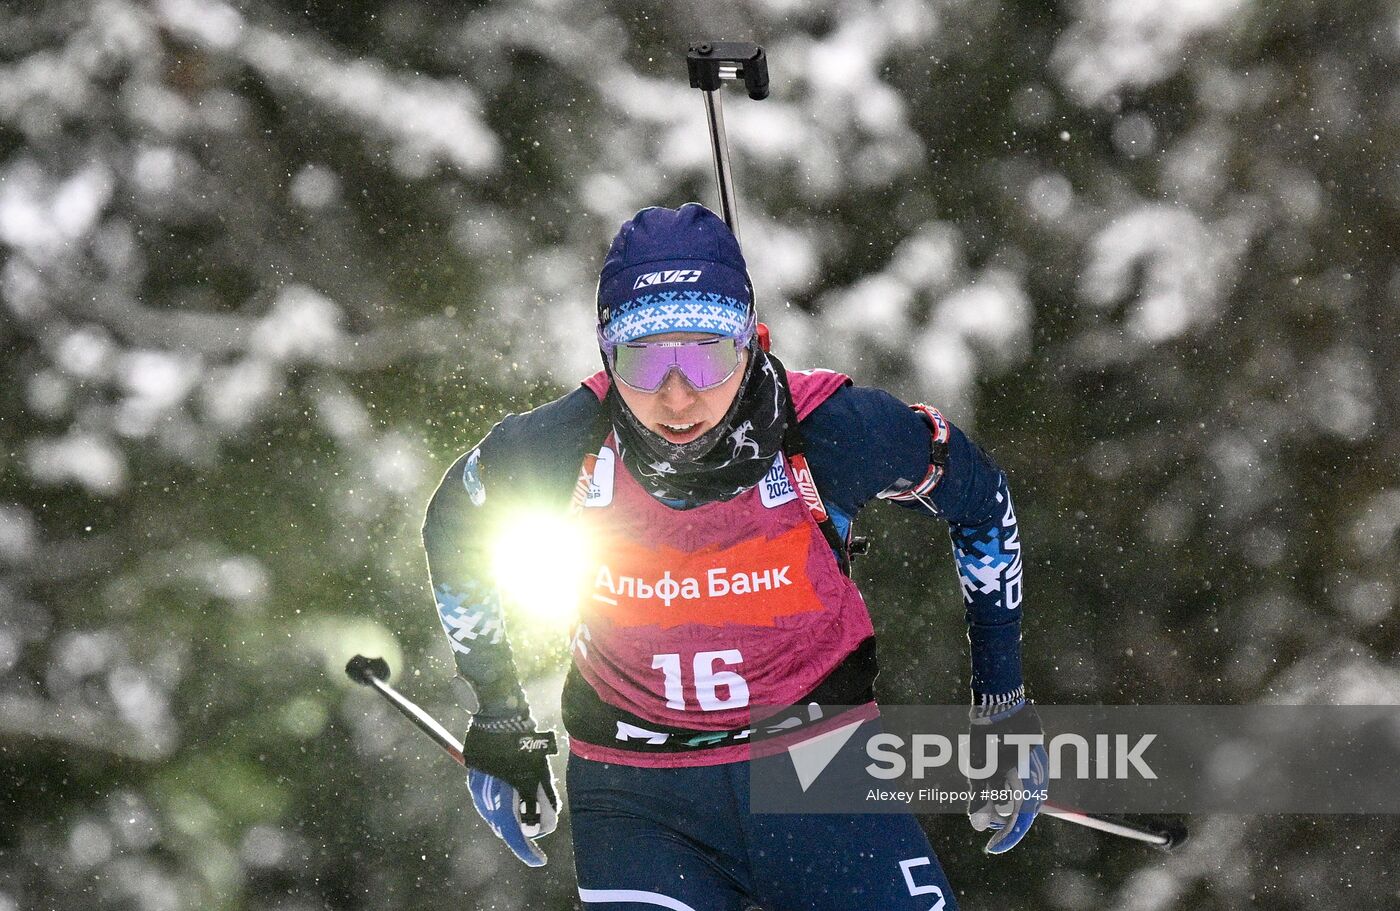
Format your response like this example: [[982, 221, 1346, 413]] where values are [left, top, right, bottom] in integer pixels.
[[2, 1, 1397, 908]]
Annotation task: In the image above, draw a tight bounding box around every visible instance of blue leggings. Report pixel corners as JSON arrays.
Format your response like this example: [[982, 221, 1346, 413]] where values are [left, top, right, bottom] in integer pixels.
[[568, 753, 957, 911]]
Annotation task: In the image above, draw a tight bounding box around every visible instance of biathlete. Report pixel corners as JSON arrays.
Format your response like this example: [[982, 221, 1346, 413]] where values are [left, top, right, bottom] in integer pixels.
[[422, 203, 1043, 910]]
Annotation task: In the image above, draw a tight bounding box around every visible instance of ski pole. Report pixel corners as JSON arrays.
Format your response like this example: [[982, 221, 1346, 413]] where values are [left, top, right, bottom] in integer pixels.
[[347, 656, 1184, 850], [346, 654, 469, 762], [344, 654, 557, 776], [685, 41, 769, 242], [1042, 801, 1188, 850]]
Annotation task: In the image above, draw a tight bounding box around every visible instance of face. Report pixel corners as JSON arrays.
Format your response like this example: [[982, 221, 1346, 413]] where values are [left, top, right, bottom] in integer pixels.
[[613, 332, 750, 445]]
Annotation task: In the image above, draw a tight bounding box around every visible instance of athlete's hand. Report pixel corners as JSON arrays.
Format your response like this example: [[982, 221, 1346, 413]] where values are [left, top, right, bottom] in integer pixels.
[[460, 717, 560, 867], [965, 699, 1048, 854]]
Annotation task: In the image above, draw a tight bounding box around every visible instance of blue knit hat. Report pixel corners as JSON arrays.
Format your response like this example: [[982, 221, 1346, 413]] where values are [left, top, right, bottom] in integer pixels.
[[597, 203, 754, 345]]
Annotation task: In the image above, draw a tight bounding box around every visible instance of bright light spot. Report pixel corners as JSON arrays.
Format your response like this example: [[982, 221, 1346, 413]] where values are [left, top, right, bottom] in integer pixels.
[[492, 512, 589, 631]]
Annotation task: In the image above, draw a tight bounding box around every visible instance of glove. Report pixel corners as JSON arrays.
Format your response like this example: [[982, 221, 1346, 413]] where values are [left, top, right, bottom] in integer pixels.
[[966, 699, 1048, 854], [460, 716, 560, 867]]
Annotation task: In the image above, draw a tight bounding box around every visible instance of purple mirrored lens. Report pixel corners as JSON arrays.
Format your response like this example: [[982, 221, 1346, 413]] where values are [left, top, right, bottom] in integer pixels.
[[612, 338, 744, 392]]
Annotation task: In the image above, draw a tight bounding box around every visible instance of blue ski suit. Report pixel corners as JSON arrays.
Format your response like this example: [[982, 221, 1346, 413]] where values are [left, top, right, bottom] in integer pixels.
[[422, 377, 1026, 910]]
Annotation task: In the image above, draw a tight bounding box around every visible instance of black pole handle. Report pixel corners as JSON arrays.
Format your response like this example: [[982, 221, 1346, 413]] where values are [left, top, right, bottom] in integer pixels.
[[345, 654, 390, 686], [687, 41, 769, 100]]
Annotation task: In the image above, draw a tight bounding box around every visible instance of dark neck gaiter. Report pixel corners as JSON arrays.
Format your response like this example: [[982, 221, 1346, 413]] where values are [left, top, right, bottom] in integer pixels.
[[605, 344, 788, 505]]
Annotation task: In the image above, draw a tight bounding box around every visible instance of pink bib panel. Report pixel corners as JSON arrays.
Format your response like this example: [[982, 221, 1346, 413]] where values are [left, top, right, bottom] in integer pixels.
[[565, 369, 874, 767]]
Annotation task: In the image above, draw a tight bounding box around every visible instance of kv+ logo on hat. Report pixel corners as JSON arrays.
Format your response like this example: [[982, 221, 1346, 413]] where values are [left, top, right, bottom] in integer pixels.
[[632, 269, 704, 290]]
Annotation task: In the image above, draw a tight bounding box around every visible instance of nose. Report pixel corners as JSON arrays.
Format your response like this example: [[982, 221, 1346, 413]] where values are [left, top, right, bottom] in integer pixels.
[[656, 367, 699, 412]]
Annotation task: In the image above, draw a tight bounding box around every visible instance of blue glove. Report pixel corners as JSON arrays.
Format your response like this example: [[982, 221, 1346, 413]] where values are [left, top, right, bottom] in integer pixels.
[[461, 718, 559, 867], [467, 768, 558, 866], [967, 699, 1048, 854]]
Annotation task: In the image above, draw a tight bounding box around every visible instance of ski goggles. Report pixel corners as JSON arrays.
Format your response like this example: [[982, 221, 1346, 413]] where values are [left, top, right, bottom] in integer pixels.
[[599, 320, 755, 393]]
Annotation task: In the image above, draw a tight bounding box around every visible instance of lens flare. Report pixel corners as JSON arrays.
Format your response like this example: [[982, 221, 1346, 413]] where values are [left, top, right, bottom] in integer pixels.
[[490, 511, 588, 632]]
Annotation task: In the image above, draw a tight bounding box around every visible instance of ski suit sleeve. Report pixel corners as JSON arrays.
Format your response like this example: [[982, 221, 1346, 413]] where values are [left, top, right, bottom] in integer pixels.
[[422, 436, 532, 721], [919, 428, 1025, 709], [799, 385, 1025, 708], [877, 403, 1026, 710], [422, 386, 604, 721]]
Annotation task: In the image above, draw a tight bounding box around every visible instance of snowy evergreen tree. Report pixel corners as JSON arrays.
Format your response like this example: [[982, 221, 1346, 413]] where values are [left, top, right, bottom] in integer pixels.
[[1, 1, 1395, 907]]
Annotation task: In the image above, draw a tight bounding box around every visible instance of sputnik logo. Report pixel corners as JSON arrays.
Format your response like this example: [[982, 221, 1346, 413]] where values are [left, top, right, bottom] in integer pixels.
[[786, 718, 865, 792]]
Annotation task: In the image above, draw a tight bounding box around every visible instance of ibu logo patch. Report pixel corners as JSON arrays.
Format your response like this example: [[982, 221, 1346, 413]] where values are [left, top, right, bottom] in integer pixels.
[[760, 454, 798, 508], [585, 446, 615, 508]]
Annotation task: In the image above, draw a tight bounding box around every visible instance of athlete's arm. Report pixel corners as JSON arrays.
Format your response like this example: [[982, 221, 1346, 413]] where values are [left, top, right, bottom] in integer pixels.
[[801, 386, 1025, 708], [421, 388, 602, 867], [424, 430, 557, 867], [422, 435, 533, 723], [866, 395, 1046, 852], [888, 416, 1025, 710], [421, 385, 605, 722]]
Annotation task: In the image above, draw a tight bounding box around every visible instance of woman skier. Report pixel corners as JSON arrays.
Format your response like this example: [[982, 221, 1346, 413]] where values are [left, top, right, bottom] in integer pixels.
[[422, 202, 1042, 910]]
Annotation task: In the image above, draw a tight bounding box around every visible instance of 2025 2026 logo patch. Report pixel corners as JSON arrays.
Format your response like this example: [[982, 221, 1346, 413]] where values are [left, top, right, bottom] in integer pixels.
[[759, 454, 798, 508]]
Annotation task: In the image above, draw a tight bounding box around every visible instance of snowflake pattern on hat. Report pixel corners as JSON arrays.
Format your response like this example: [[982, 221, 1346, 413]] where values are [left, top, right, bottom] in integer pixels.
[[601, 291, 750, 344]]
